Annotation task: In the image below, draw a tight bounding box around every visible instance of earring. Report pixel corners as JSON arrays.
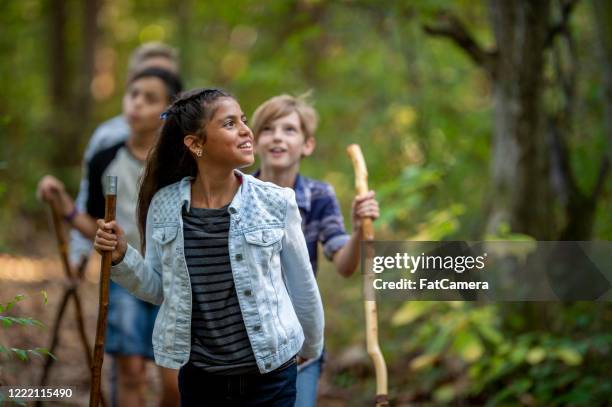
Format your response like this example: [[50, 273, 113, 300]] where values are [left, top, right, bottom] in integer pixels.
[[195, 148, 203, 157]]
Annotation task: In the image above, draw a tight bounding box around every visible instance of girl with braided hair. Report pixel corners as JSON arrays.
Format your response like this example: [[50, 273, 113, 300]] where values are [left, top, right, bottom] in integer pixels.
[[94, 88, 324, 406]]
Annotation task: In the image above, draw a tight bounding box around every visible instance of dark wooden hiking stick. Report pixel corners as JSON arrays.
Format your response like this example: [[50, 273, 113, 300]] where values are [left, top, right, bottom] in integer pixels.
[[48, 196, 74, 281], [38, 257, 86, 381], [347, 144, 389, 407], [37, 258, 101, 406], [39, 195, 107, 407], [90, 176, 117, 407]]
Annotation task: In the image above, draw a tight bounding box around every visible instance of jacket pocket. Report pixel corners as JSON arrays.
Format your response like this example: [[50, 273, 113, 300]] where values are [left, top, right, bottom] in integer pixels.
[[152, 224, 179, 245], [243, 227, 284, 269], [152, 224, 179, 272], [244, 228, 283, 248]]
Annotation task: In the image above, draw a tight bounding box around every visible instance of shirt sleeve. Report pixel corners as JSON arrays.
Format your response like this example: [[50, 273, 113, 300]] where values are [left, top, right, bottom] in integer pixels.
[[111, 202, 163, 305], [318, 184, 350, 260]]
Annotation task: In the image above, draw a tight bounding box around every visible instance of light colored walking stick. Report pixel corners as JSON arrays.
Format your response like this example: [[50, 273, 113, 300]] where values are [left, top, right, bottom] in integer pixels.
[[347, 144, 389, 407], [90, 176, 117, 407]]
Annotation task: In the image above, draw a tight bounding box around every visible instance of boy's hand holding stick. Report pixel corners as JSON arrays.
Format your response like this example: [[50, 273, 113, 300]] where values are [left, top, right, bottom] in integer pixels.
[[347, 144, 389, 407]]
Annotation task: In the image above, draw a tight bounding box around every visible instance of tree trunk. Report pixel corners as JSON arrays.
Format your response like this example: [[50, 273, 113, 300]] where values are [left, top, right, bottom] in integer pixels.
[[486, 0, 554, 239], [75, 0, 99, 132], [48, 0, 99, 168], [549, 0, 609, 240], [48, 0, 73, 168], [49, 0, 67, 111], [593, 0, 612, 157], [177, 0, 193, 81]]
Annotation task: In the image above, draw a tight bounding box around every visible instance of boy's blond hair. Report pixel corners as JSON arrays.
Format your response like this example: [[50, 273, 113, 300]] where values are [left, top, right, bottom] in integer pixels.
[[251, 93, 318, 140], [127, 42, 179, 77]]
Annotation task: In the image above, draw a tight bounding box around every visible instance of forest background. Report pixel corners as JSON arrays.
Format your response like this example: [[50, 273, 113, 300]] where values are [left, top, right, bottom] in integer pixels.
[[1, 0, 611, 405]]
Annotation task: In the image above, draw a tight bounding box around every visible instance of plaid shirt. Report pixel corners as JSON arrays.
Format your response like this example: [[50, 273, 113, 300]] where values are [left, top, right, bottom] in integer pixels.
[[255, 171, 350, 275]]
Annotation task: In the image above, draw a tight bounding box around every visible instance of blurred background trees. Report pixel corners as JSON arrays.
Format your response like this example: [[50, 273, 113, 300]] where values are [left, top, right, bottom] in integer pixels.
[[2, 0, 610, 248]]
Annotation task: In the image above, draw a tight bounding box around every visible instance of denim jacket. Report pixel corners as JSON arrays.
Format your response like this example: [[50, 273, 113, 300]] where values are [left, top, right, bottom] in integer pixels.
[[111, 170, 324, 373]]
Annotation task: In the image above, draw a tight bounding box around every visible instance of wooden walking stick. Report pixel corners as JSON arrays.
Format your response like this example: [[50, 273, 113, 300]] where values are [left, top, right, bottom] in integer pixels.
[[40, 193, 107, 407], [90, 175, 117, 407], [347, 144, 389, 407]]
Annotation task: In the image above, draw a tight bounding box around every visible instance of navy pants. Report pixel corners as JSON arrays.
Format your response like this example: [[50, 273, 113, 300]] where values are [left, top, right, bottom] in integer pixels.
[[178, 360, 297, 407]]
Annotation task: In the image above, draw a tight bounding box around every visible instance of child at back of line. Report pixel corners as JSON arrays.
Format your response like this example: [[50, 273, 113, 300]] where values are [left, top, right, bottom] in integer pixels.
[[37, 67, 183, 407]]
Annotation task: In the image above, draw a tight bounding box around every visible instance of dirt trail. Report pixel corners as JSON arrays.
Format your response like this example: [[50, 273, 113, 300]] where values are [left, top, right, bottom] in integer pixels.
[[0, 254, 162, 406]]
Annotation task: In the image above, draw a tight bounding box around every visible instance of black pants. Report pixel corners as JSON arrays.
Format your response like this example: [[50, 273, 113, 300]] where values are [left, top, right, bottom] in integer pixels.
[[178, 360, 297, 407]]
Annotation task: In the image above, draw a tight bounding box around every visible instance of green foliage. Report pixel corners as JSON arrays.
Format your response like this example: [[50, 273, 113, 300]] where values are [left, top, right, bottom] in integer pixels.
[[390, 302, 612, 405], [2, 0, 608, 249], [0, 292, 55, 363], [1, 0, 610, 404]]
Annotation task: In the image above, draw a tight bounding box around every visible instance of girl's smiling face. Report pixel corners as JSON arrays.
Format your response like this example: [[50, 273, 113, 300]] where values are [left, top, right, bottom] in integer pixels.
[[185, 97, 255, 168], [255, 111, 315, 171]]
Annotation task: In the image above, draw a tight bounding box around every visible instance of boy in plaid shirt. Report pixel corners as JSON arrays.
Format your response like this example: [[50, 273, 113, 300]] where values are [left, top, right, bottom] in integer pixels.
[[251, 94, 380, 407]]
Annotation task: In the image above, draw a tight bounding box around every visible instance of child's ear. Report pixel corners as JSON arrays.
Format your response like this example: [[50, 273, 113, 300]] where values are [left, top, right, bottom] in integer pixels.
[[183, 135, 202, 154], [302, 136, 316, 157]]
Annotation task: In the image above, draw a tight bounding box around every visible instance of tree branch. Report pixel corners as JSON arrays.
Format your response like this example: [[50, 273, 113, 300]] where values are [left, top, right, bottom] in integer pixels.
[[546, 0, 579, 47], [592, 155, 610, 201], [423, 11, 497, 75], [548, 116, 577, 201]]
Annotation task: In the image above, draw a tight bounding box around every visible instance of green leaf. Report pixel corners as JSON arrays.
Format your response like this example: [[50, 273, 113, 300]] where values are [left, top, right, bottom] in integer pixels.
[[2, 294, 26, 313], [476, 322, 503, 345], [427, 325, 452, 354], [1, 316, 44, 328], [556, 347, 582, 366], [11, 348, 28, 361], [1, 316, 13, 328], [510, 345, 528, 364], [40, 290, 48, 305], [409, 353, 437, 371], [452, 330, 484, 362], [33, 347, 56, 360], [526, 347, 546, 365], [434, 384, 456, 403], [391, 301, 433, 326]]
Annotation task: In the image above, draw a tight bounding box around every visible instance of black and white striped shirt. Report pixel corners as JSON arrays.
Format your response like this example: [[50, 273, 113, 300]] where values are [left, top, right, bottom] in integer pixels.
[[182, 204, 257, 375]]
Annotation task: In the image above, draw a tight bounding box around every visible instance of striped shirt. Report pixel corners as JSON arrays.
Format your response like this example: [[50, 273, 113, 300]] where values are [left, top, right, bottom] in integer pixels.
[[182, 204, 257, 375]]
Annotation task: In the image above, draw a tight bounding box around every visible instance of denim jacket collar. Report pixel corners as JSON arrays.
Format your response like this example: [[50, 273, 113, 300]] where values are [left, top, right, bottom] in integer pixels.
[[178, 169, 247, 214]]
